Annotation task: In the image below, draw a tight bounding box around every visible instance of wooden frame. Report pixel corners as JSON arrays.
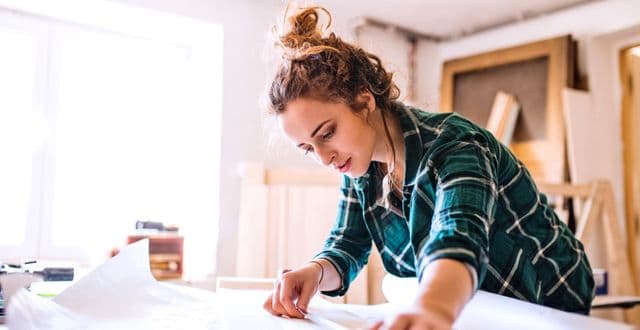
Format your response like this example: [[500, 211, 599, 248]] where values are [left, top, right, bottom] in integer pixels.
[[619, 44, 640, 295], [539, 181, 639, 322], [440, 36, 574, 183]]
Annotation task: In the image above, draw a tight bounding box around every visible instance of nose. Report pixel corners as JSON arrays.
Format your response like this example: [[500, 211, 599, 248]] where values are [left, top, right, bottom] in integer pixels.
[[315, 145, 336, 167]]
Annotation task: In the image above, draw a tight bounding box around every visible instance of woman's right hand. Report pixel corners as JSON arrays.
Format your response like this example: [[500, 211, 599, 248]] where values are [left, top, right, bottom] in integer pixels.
[[263, 262, 323, 318]]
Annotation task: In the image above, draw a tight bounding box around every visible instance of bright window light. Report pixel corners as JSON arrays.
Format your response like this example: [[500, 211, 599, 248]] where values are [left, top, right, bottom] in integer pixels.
[[0, 2, 222, 280], [0, 27, 39, 246], [51, 27, 217, 259]]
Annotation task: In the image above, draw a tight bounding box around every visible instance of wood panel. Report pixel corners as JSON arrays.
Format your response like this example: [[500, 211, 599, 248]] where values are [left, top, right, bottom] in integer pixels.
[[235, 163, 385, 304], [620, 45, 640, 294]]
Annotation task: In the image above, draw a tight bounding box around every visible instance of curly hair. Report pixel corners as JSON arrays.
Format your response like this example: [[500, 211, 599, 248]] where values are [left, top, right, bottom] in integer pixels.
[[267, 6, 400, 115]]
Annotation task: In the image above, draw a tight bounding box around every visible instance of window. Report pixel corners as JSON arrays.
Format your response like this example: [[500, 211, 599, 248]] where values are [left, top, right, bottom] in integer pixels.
[[0, 1, 222, 280], [0, 11, 48, 259]]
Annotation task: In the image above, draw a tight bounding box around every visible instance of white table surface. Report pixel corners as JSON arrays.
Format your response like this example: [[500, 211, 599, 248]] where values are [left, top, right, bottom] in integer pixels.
[[1, 285, 635, 329], [218, 289, 635, 330]]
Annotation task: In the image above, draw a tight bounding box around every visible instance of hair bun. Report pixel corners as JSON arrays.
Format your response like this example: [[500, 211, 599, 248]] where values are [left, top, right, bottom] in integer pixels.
[[277, 6, 331, 51]]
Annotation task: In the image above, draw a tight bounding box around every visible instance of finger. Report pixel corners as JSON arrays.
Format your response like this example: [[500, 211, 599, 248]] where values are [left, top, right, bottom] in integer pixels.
[[408, 324, 433, 330], [279, 268, 292, 277], [295, 279, 316, 313], [279, 274, 305, 318], [271, 281, 287, 316], [387, 315, 411, 330], [275, 267, 293, 313], [369, 320, 384, 330], [263, 293, 271, 311], [263, 293, 280, 316], [408, 323, 429, 330]]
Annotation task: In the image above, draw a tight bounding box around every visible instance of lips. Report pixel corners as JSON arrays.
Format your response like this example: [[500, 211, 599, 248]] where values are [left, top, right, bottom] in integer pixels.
[[337, 158, 351, 173]]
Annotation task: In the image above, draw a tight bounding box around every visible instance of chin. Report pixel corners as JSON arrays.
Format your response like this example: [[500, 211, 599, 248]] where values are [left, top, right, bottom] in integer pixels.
[[347, 164, 369, 178]]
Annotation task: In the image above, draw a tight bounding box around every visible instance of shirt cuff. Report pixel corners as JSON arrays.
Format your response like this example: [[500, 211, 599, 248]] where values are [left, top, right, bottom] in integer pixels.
[[312, 256, 346, 297], [464, 262, 478, 292]]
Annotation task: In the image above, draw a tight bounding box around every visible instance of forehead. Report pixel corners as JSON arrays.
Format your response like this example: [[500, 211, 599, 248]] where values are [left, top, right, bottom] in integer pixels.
[[277, 98, 342, 142]]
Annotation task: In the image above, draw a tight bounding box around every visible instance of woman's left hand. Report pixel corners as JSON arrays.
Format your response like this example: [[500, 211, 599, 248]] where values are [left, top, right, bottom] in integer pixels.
[[370, 259, 472, 329], [369, 304, 454, 330]]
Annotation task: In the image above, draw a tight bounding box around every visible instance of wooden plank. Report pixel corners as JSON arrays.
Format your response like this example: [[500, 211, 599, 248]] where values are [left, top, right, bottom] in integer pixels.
[[269, 186, 289, 277], [599, 181, 640, 323], [367, 247, 387, 304], [599, 182, 633, 294], [235, 185, 269, 277], [266, 168, 341, 186], [575, 185, 600, 241], [562, 88, 598, 183], [537, 182, 593, 198], [619, 46, 640, 297], [486, 91, 520, 145]]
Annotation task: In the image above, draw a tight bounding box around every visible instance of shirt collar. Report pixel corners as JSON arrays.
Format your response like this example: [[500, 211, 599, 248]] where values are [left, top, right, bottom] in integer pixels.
[[392, 102, 424, 191]]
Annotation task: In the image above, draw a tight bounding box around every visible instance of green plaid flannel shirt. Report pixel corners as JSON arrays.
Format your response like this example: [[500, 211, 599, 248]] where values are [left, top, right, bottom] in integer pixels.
[[314, 102, 594, 313]]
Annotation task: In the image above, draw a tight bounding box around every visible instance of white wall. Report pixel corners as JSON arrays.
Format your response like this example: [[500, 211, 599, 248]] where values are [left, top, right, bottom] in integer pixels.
[[414, 40, 441, 111], [357, 25, 411, 103]]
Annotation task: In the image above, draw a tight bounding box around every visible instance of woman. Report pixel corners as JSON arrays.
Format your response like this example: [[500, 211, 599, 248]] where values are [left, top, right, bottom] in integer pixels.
[[262, 6, 594, 329]]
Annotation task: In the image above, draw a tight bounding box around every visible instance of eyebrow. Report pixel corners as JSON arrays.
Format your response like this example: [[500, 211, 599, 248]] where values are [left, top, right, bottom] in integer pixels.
[[297, 119, 331, 148]]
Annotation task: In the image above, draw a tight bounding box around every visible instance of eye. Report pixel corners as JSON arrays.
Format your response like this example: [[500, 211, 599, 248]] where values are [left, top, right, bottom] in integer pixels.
[[303, 146, 313, 155], [322, 126, 335, 140]]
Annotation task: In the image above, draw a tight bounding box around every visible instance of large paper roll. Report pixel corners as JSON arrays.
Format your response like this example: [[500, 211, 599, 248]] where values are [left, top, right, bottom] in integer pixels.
[[380, 274, 419, 306]]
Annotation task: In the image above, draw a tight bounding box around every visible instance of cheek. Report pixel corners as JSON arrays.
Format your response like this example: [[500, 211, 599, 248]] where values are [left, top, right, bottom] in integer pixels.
[[338, 126, 367, 153], [354, 123, 375, 153], [348, 123, 376, 173]]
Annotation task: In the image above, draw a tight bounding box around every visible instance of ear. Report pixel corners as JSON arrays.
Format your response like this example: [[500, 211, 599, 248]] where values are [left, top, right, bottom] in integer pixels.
[[357, 91, 376, 113]]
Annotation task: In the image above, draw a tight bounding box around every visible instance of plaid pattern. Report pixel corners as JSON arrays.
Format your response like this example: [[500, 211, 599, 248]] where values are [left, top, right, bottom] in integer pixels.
[[314, 102, 594, 313]]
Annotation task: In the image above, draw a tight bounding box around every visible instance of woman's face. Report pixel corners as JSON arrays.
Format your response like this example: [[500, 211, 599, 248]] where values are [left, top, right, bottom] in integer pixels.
[[277, 97, 376, 178]]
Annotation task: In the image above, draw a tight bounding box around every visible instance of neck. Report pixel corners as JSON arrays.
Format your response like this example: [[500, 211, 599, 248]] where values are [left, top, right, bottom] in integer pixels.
[[371, 108, 404, 172]]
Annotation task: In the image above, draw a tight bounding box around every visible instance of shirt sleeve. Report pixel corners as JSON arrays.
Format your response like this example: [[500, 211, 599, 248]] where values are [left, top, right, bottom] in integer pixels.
[[415, 134, 497, 291], [313, 176, 372, 297]]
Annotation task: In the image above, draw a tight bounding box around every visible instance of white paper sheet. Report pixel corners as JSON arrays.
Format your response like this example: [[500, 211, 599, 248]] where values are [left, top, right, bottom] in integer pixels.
[[217, 289, 377, 330], [7, 240, 223, 330], [379, 274, 635, 330]]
